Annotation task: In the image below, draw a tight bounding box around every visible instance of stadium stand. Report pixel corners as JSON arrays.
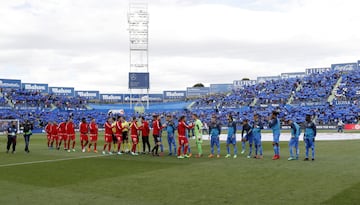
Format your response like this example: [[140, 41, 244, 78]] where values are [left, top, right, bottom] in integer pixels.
[[335, 69, 360, 102], [0, 65, 359, 132], [256, 78, 299, 105], [4, 89, 51, 109], [0, 96, 9, 107], [189, 69, 359, 126], [292, 70, 340, 105]]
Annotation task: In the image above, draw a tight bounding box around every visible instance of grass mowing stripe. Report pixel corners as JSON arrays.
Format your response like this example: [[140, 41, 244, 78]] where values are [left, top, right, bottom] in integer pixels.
[[0, 154, 105, 168], [0, 133, 359, 205], [321, 181, 360, 205]]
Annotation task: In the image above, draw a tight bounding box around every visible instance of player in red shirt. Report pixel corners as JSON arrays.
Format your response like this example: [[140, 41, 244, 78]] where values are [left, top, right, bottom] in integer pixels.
[[140, 116, 150, 153], [102, 117, 114, 155], [50, 121, 59, 149], [177, 116, 194, 159], [66, 118, 76, 152], [114, 116, 124, 155], [58, 120, 67, 150], [151, 115, 164, 156], [79, 118, 89, 153], [88, 118, 98, 153], [45, 121, 52, 148], [130, 117, 142, 155]]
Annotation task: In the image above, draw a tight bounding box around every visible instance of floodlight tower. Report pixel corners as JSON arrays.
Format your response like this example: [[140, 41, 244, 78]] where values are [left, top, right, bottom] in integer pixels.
[[128, 0, 149, 109]]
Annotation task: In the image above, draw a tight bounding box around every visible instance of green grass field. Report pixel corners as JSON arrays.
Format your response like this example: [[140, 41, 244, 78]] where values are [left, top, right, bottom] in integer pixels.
[[0, 133, 359, 205]]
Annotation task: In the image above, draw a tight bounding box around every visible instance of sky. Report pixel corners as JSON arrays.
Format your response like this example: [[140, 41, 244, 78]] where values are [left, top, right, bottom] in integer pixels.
[[0, 0, 360, 93]]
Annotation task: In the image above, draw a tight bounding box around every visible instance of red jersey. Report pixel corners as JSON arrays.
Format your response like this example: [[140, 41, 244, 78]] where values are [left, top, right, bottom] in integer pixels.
[[58, 122, 66, 134], [79, 122, 88, 134], [141, 121, 150, 137], [130, 121, 140, 136], [177, 121, 193, 136], [115, 121, 123, 135], [66, 121, 75, 134], [104, 122, 113, 136], [89, 122, 98, 135], [45, 123, 52, 134], [51, 124, 58, 135], [152, 120, 162, 135]]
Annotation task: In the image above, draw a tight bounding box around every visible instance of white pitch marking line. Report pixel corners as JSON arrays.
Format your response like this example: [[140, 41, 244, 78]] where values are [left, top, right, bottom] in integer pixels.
[[0, 154, 106, 168]]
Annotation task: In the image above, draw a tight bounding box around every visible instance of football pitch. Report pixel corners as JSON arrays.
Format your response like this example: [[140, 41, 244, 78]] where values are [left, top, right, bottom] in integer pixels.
[[0, 133, 359, 205]]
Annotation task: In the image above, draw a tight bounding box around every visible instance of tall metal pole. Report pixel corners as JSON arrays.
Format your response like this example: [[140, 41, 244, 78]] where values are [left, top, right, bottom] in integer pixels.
[[128, 0, 149, 110]]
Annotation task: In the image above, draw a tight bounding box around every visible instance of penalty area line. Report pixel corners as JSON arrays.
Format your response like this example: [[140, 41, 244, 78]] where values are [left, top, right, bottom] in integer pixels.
[[0, 154, 107, 168]]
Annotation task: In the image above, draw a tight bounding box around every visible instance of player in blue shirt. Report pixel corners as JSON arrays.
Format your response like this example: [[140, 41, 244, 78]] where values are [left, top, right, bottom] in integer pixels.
[[208, 116, 221, 158], [225, 115, 237, 159], [288, 119, 301, 161], [240, 119, 247, 155], [165, 115, 177, 156], [159, 119, 164, 154], [269, 111, 281, 160], [241, 119, 253, 159], [252, 114, 264, 159], [304, 115, 317, 161], [6, 121, 18, 154]]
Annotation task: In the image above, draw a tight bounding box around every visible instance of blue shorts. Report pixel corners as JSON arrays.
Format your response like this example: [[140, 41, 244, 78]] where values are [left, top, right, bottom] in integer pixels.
[[244, 134, 253, 144], [226, 136, 236, 145], [253, 135, 261, 146], [273, 133, 280, 144], [167, 135, 176, 145], [304, 138, 315, 149], [210, 136, 220, 147], [289, 138, 299, 147]]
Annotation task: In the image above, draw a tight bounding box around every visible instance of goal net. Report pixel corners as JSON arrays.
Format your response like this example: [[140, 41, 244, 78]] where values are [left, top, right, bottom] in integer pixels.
[[0, 119, 20, 135], [134, 102, 145, 114]]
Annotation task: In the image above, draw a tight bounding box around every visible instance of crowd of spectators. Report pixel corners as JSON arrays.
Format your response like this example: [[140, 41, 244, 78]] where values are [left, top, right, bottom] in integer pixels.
[[292, 70, 340, 104], [0, 69, 359, 130], [0, 89, 88, 110], [335, 69, 360, 103]]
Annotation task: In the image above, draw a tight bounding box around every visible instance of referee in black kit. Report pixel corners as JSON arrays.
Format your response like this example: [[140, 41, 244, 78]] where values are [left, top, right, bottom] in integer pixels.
[[23, 120, 33, 153]]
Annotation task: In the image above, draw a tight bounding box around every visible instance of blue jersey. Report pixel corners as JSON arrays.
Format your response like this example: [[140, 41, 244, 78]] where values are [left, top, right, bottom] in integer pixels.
[[269, 118, 281, 136], [227, 121, 236, 137], [252, 120, 263, 138], [209, 122, 221, 137], [166, 121, 176, 136], [304, 121, 316, 139], [290, 122, 301, 138]]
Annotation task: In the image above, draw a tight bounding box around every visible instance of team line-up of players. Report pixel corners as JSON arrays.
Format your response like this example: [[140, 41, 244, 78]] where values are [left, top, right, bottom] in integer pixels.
[[45, 111, 317, 161]]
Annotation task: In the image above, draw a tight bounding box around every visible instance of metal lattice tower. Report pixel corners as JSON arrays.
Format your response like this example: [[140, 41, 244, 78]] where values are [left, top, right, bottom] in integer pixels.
[[128, 0, 149, 72], [128, 0, 149, 109]]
